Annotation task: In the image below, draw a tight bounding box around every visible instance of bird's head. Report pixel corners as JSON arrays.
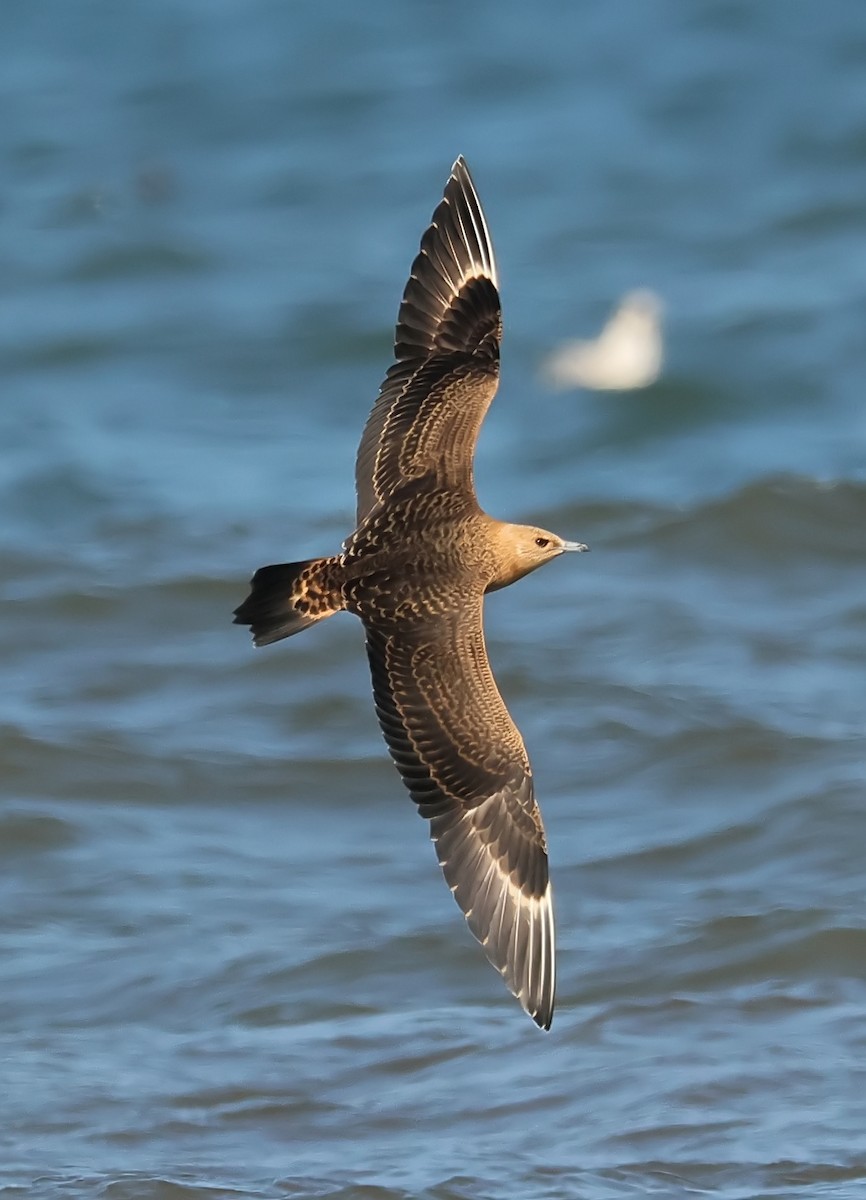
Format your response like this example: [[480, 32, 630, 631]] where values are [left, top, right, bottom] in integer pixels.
[[487, 523, 589, 591]]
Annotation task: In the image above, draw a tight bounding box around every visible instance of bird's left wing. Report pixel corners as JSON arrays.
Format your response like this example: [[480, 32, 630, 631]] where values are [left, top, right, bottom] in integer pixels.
[[355, 157, 502, 524]]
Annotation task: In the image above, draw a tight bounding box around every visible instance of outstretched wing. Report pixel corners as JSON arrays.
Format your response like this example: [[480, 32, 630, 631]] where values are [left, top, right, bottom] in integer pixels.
[[363, 601, 555, 1029], [355, 157, 502, 523]]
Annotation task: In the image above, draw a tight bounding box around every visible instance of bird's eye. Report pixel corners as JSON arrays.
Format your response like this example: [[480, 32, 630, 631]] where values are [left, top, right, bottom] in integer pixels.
[[534, 536, 550, 548]]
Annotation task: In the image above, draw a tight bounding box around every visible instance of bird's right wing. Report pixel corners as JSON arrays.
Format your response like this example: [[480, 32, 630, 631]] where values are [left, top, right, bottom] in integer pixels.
[[363, 600, 555, 1029]]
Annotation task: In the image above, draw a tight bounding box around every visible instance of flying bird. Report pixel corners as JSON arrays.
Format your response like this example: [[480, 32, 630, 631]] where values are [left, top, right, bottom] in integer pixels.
[[234, 158, 588, 1029], [543, 288, 664, 391]]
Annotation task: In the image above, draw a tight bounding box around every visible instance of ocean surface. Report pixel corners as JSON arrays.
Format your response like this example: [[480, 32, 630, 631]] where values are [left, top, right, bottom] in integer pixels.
[[2, 3, 865, 1197]]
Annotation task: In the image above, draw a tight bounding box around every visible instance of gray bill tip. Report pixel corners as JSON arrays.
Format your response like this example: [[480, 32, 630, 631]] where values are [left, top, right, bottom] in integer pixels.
[[561, 540, 589, 553]]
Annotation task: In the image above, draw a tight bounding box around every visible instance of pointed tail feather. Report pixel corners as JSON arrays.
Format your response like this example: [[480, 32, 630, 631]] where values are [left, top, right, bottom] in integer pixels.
[[233, 557, 344, 647]]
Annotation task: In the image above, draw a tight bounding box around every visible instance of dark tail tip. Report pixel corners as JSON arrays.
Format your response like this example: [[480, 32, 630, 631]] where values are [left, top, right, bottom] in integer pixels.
[[233, 562, 322, 647]]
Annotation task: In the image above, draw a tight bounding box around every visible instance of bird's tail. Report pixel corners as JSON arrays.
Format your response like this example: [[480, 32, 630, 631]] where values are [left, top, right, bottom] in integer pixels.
[[233, 556, 344, 647]]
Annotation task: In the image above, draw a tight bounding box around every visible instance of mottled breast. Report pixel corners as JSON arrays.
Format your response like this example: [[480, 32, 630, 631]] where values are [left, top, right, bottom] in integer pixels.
[[342, 483, 491, 625]]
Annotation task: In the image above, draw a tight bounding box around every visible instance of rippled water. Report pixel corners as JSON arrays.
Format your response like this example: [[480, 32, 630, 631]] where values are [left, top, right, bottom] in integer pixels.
[[2, 2, 866, 1198]]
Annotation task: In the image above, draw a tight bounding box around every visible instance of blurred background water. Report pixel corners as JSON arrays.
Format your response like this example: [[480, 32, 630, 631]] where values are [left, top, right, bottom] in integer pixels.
[[2, 2, 865, 1197]]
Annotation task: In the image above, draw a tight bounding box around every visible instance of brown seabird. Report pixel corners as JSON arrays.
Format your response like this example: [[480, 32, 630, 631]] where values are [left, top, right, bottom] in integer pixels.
[[234, 157, 588, 1029]]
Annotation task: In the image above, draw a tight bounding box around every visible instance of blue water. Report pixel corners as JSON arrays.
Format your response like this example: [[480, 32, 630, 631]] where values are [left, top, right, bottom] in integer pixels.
[[2, 3, 866, 1197]]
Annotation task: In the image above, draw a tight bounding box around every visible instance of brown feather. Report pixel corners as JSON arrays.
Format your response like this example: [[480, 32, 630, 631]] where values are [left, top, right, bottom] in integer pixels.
[[236, 158, 583, 1030], [363, 604, 555, 1029], [355, 158, 502, 523]]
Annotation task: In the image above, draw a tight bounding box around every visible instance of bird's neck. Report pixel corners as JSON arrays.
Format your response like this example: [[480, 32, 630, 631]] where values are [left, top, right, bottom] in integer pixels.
[[485, 520, 540, 592]]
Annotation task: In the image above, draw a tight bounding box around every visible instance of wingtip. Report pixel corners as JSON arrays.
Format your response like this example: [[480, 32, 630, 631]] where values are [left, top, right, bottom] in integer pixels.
[[389, 154, 499, 364], [514, 971, 555, 1031], [523, 954, 556, 1031], [522, 883, 556, 1031], [432, 806, 556, 1032], [449, 155, 477, 196], [440, 155, 499, 291]]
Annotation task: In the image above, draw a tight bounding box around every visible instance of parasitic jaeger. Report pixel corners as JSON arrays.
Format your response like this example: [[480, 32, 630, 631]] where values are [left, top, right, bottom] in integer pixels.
[[235, 158, 588, 1029]]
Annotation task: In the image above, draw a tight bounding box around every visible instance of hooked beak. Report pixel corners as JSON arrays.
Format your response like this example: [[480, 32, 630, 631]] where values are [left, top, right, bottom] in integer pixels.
[[560, 540, 589, 553]]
